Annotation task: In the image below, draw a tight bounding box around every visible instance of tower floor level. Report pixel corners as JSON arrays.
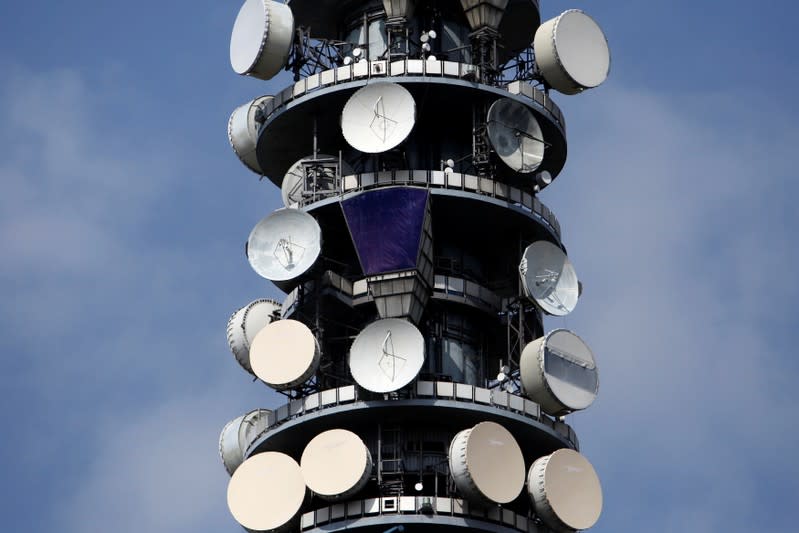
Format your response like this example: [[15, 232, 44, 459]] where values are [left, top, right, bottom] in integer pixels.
[[221, 1, 612, 532]]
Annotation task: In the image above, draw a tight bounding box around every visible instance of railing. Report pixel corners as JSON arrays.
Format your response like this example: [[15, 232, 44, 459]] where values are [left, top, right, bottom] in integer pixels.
[[296, 170, 561, 238], [283, 272, 503, 317], [432, 275, 503, 313], [344, 170, 561, 238], [246, 382, 579, 455], [260, 59, 566, 133], [300, 496, 544, 533]]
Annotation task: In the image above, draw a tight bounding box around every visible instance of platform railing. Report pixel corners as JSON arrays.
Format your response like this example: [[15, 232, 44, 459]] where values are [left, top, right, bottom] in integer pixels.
[[300, 495, 544, 533], [246, 382, 580, 455], [260, 59, 565, 133], [296, 169, 561, 238], [295, 271, 503, 315]]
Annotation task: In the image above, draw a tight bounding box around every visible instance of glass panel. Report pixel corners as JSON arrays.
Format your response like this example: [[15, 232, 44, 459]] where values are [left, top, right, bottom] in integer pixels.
[[441, 20, 471, 63], [368, 19, 387, 59], [442, 338, 479, 384], [346, 25, 365, 48]]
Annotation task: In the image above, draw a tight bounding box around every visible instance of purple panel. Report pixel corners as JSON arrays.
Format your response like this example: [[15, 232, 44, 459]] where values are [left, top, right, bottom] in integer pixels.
[[342, 188, 428, 275]]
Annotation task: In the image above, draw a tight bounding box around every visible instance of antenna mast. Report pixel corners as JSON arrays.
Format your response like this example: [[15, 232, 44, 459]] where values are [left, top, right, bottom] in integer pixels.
[[222, 1, 612, 532]]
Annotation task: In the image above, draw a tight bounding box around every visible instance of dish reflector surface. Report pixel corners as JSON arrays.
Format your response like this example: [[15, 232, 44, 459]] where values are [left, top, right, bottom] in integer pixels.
[[227, 452, 306, 531], [448, 421, 525, 504], [219, 409, 272, 475], [250, 319, 319, 390], [228, 95, 272, 174], [520, 329, 598, 415], [534, 10, 610, 95], [487, 98, 544, 173], [230, 0, 294, 80], [300, 429, 372, 500], [341, 82, 416, 153], [528, 449, 603, 531], [349, 318, 425, 393], [247, 209, 321, 283], [227, 299, 281, 374], [519, 240, 579, 316]]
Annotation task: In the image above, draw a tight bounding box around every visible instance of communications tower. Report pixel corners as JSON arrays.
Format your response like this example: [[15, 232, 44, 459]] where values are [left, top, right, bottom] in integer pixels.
[[220, 1, 611, 532]]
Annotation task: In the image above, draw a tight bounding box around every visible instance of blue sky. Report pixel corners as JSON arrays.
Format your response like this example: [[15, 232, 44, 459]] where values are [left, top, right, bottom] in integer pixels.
[[1, 1, 798, 532]]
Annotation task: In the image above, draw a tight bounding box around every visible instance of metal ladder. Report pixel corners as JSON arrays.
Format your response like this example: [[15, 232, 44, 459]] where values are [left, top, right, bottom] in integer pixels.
[[377, 425, 405, 496]]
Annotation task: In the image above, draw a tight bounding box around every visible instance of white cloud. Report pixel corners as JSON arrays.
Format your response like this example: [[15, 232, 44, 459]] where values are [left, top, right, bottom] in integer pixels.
[[545, 85, 799, 531], [3, 65, 797, 533], [56, 387, 248, 533], [0, 68, 174, 278], [0, 67, 281, 533]]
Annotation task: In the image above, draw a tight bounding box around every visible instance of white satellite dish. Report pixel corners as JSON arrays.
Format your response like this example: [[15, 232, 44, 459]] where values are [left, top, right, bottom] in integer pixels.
[[528, 449, 603, 531], [520, 329, 598, 416], [300, 429, 373, 500], [281, 154, 354, 208], [341, 82, 416, 153], [227, 299, 282, 375], [230, 0, 294, 80], [228, 95, 272, 174], [534, 10, 611, 95], [250, 319, 320, 390], [348, 318, 425, 393], [227, 452, 306, 531], [486, 98, 544, 173], [219, 409, 272, 475], [519, 240, 579, 316], [246, 209, 322, 286], [448, 421, 525, 505]]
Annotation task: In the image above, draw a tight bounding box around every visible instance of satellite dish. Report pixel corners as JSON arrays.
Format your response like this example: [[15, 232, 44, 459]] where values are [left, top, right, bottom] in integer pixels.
[[281, 154, 354, 208], [230, 0, 295, 80], [228, 95, 272, 174], [219, 409, 272, 475], [528, 449, 603, 531], [534, 10, 611, 95], [227, 299, 282, 375], [246, 209, 322, 287], [519, 240, 579, 316], [227, 452, 306, 531], [520, 329, 598, 416], [448, 421, 525, 505], [348, 318, 425, 393], [300, 429, 373, 500], [250, 319, 320, 390], [487, 98, 545, 173], [341, 82, 416, 154]]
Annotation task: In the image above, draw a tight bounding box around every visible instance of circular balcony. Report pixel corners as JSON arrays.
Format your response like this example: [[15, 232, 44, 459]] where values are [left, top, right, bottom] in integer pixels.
[[254, 60, 567, 188], [299, 497, 548, 533], [247, 382, 578, 457]]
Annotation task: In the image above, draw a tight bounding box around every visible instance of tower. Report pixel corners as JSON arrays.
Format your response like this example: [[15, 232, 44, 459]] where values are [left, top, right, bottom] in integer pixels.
[[220, 2, 611, 532]]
